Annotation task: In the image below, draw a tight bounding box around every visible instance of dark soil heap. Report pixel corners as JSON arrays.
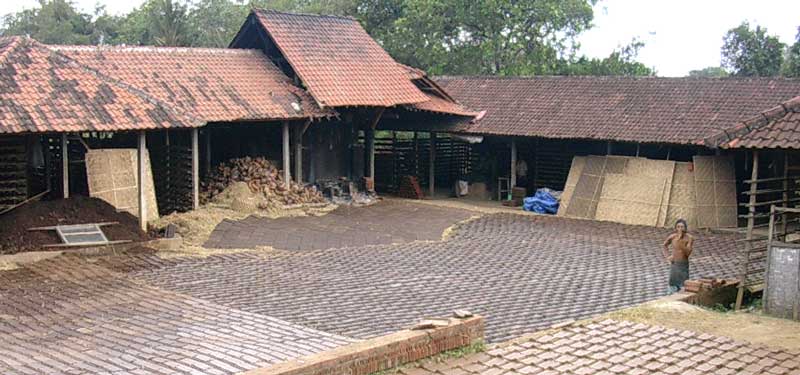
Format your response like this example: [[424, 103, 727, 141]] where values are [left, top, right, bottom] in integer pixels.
[[0, 196, 150, 254]]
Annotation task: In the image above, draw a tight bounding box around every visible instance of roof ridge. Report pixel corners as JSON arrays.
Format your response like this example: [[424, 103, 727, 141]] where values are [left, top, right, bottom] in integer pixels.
[[704, 95, 800, 148], [0, 36, 24, 66], [32, 39, 203, 127], [51, 44, 262, 55], [435, 75, 800, 82], [253, 7, 357, 22]]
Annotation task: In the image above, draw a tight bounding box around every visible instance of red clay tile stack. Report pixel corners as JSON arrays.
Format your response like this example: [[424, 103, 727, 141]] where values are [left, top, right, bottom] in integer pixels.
[[397, 176, 424, 199]]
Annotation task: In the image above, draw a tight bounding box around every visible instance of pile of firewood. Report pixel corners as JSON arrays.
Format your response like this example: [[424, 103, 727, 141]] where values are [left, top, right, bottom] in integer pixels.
[[201, 157, 325, 206]]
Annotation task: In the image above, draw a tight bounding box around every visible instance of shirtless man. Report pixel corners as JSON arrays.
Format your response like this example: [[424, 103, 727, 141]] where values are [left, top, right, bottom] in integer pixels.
[[662, 219, 694, 293]]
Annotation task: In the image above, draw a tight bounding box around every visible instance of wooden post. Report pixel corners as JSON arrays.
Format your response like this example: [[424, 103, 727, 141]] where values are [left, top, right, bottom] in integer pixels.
[[204, 128, 211, 176], [44, 136, 51, 193], [510, 138, 517, 188], [429, 132, 436, 197], [191, 128, 199, 210], [413, 132, 419, 177], [137, 131, 147, 231], [782, 151, 789, 239], [635, 143, 641, 157], [606, 141, 612, 155], [736, 150, 759, 310], [61, 133, 69, 199], [366, 109, 384, 179], [295, 119, 311, 184], [282, 120, 291, 186]]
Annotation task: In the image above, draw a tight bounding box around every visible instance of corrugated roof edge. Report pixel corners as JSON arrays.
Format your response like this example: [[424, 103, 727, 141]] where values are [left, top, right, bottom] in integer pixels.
[[1, 36, 204, 132], [704, 96, 800, 149]]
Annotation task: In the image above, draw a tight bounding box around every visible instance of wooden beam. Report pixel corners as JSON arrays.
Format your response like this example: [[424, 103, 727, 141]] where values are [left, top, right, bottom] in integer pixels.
[[204, 128, 211, 176], [736, 149, 759, 311], [510, 138, 517, 188], [429, 132, 436, 197], [367, 108, 385, 179], [137, 131, 147, 231], [61, 133, 69, 199], [192, 128, 199, 210], [282, 120, 291, 187]]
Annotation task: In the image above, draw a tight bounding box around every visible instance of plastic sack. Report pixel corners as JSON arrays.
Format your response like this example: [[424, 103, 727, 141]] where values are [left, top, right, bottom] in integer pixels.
[[523, 188, 560, 214]]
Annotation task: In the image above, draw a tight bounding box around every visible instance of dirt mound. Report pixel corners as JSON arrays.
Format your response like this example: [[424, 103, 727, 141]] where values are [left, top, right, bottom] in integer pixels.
[[202, 157, 325, 206], [0, 196, 150, 254]]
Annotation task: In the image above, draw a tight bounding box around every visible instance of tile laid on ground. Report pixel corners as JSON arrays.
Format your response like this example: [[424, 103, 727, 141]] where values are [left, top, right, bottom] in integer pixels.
[[0, 255, 354, 375], [203, 200, 474, 250], [129, 213, 741, 343], [398, 319, 800, 375]]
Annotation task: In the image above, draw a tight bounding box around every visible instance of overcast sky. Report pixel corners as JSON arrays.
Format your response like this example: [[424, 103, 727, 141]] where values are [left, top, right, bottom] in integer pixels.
[[2, 0, 799, 76]]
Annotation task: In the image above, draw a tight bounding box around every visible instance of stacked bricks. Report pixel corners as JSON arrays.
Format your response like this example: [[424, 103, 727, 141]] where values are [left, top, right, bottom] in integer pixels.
[[397, 175, 424, 199], [400, 319, 800, 375], [246, 316, 484, 375]]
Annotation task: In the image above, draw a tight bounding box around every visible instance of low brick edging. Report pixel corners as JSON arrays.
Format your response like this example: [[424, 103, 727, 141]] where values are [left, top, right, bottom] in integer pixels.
[[244, 315, 485, 375]]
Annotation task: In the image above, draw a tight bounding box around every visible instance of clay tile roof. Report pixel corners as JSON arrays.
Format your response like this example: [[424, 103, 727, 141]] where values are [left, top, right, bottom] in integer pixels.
[[706, 96, 800, 149], [0, 36, 200, 135], [252, 9, 429, 108], [436, 76, 800, 145], [54, 44, 332, 122], [395, 63, 477, 117]]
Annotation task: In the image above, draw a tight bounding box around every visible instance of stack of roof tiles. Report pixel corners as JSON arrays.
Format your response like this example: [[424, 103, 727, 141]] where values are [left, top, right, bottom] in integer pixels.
[[0, 36, 198, 134], [251, 9, 429, 108], [437, 76, 800, 145], [396, 175, 424, 199], [55, 44, 332, 123], [706, 96, 800, 149]]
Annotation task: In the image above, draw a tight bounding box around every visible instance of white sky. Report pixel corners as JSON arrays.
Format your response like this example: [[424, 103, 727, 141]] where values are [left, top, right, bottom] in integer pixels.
[[2, 0, 799, 76]]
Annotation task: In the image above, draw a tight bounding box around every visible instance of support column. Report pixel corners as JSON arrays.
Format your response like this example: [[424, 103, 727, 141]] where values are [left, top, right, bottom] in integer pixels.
[[61, 133, 69, 199], [191, 128, 199, 210], [137, 131, 147, 231], [510, 138, 517, 188], [366, 109, 384, 179], [736, 150, 759, 311], [204, 128, 211, 176], [282, 120, 291, 187], [295, 119, 311, 184], [429, 132, 436, 197]]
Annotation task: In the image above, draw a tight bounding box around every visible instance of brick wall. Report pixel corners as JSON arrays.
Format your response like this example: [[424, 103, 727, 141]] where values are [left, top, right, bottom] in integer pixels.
[[244, 315, 484, 375]]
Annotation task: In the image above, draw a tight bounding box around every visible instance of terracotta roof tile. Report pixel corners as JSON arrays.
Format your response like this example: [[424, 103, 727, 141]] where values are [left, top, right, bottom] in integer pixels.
[[252, 9, 428, 108], [0, 36, 199, 134], [437, 76, 800, 145], [707, 96, 800, 149], [55, 44, 332, 122]]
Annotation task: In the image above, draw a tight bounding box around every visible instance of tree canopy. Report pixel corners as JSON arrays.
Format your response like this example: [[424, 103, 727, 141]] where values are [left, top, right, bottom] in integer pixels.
[[721, 21, 785, 77], [1, 0, 654, 76]]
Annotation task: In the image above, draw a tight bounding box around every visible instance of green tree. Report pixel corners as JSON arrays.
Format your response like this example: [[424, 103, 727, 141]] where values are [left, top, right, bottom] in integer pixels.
[[721, 21, 785, 77], [0, 0, 107, 44], [562, 39, 654, 76], [372, 0, 596, 76], [188, 0, 248, 47], [782, 27, 800, 77], [116, 0, 191, 46], [688, 66, 728, 78]]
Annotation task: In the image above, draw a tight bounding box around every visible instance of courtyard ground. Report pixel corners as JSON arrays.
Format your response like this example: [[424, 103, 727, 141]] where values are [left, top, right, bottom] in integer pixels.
[[0, 200, 744, 374]]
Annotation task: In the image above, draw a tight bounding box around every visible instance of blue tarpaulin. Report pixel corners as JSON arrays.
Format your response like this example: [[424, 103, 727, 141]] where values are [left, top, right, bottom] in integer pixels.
[[523, 188, 560, 214]]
